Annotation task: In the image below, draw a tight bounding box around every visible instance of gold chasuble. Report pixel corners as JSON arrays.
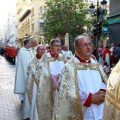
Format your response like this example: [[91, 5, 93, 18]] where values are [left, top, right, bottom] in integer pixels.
[[103, 61, 120, 120], [35, 52, 66, 120], [55, 56, 108, 120], [23, 58, 40, 119], [26, 58, 39, 104]]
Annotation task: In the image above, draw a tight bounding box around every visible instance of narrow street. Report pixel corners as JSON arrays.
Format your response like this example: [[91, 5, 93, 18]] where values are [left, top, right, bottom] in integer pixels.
[[0, 55, 22, 120]]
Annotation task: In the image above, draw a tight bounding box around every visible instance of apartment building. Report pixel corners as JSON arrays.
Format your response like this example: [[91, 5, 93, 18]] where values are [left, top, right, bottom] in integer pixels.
[[16, 0, 47, 46], [4, 14, 17, 47]]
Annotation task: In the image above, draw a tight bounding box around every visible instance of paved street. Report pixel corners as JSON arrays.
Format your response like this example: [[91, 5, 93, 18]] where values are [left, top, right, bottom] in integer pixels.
[[0, 55, 22, 120]]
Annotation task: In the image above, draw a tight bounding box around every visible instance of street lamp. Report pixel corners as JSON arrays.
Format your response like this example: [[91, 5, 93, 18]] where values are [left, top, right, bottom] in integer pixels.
[[89, 0, 107, 47], [101, 0, 107, 10]]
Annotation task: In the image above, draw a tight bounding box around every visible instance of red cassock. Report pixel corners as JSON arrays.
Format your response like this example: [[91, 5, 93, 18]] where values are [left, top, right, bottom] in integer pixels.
[[102, 49, 111, 60], [12, 48, 18, 58]]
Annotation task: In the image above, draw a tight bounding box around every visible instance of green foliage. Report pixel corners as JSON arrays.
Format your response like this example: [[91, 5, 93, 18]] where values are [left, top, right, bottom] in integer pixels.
[[44, 0, 88, 42]]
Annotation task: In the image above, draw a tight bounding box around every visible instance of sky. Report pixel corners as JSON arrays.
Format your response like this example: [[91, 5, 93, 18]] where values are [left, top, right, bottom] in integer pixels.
[[0, 0, 17, 29]]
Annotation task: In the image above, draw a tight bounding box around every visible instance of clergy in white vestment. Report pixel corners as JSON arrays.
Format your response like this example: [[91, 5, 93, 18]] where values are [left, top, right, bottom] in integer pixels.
[[34, 39, 67, 120], [30, 38, 37, 56], [56, 35, 108, 120], [22, 45, 46, 120], [63, 45, 73, 60], [14, 39, 34, 101], [103, 60, 120, 120]]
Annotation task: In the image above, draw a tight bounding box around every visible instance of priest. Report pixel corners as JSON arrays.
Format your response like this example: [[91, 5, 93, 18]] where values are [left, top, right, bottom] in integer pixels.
[[56, 35, 108, 120], [22, 45, 46, 120], [30, 38, 37, 56], [34, 39, 67, 120], [103, 60, 120, 120], [14, 39, 34, 101], [63, 45, 73, 60]]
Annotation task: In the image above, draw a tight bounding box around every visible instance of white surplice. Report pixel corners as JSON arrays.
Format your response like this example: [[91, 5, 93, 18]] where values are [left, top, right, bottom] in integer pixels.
[[75, 57, 106, 120], [48, 53, 65, 112]]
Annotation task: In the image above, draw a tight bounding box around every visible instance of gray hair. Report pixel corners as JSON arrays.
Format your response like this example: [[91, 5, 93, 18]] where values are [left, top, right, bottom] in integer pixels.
[[36, 44, 46, 51], [50, 39, 61, 45]]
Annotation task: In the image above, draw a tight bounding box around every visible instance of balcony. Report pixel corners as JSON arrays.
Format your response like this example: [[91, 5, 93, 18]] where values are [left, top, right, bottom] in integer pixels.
[[19, 10, 31, 22]]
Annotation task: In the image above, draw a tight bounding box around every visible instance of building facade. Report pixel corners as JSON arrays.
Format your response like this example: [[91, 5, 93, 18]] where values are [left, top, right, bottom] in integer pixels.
[[16, 0, 46, 47], [83, 0, 109, 4], [3, 14, 17, 47], [107, 0, 120, 45]]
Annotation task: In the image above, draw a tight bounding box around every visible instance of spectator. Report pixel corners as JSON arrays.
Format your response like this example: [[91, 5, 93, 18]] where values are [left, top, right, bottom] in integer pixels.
[[110, 43, 116, 66], [102, 46, 111, 67], [98, 45, 104, 64], [92, 45, 97, 58], [113, 44, 120, 64]]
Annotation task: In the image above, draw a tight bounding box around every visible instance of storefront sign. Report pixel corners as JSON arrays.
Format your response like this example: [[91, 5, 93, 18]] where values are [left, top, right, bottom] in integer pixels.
[[108, 14, 120, 25]]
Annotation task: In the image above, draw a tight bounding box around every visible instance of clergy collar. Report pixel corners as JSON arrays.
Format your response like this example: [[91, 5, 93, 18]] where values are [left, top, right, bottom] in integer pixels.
[[75, 53, 91, 63], [49, 50, 59, 58], [36, 54, 41, 60]]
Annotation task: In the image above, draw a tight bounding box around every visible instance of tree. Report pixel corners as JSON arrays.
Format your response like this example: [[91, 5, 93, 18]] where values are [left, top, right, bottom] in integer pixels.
[[44, 0, 88, 43]]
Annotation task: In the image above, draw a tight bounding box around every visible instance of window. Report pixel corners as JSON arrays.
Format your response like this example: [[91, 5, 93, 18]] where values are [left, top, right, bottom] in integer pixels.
[[40, 23, 44, 30], [85, 0, 88, 2], [32, 24, 34, 32], [31, 7, 34, 16], [40, 7, 42, 14], [44, 7, 47, 13]]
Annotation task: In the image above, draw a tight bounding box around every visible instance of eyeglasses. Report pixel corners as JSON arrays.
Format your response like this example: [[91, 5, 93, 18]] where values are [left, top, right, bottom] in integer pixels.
[[78, 43, 93, 48], [52, 45, 62, 47]]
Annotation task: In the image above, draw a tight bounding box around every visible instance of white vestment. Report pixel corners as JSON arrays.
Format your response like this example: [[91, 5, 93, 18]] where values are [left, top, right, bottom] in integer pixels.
[[48, 52, 65, 117], [14, 47, 34, 94], [30, 47, 37, 57], [75, 57, 106, 120]]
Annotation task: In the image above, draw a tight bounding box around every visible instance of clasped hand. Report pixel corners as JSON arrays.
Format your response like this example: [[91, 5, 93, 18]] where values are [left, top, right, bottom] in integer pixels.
[[91, 91, 105, 105]]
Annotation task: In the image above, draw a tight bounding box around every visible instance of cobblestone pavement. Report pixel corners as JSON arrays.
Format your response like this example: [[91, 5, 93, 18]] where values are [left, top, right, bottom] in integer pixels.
[[0, 55, 22, 120]]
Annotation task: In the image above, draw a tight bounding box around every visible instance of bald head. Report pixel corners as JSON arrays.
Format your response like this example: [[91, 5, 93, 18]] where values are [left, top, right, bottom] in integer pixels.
[[36, 45, 46, 58], [74, 35, 91, 47], [74, 35, 93, 60]]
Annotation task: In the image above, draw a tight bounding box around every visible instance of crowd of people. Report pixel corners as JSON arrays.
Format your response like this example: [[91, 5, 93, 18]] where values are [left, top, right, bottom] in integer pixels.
[[0, 46, 18, 64], [97, 43, 120, 76], [13, 34, 119, 120]]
